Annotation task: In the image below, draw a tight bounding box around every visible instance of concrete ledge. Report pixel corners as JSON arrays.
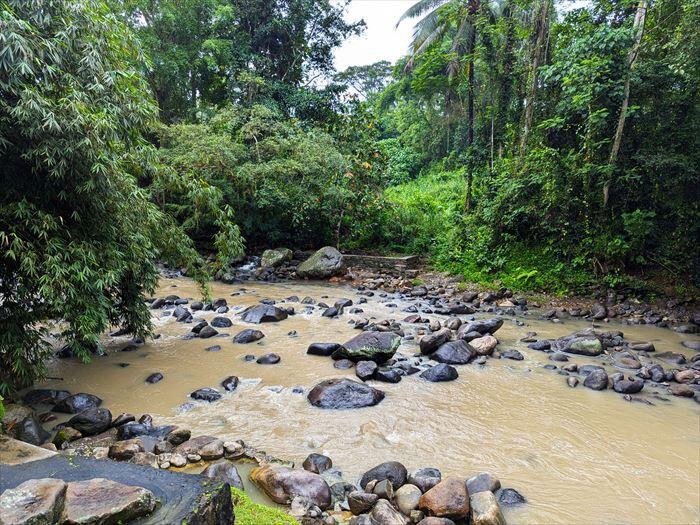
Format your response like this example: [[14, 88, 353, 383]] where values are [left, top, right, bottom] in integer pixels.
[[343, 254, 420, 271]]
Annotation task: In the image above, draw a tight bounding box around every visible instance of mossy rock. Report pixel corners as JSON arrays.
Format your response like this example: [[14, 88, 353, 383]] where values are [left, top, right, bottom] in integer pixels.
[[261, 248, 293, 268], [296, 247, 344, 279], [230, 488, 298, 525], [332, 332, 401, 364]]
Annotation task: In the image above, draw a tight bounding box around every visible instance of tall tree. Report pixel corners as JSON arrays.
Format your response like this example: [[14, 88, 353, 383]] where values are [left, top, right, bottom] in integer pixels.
[[0, 0, 203, 393]]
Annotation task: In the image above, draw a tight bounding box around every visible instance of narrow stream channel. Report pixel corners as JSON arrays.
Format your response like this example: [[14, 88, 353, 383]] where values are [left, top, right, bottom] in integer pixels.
[[37, 277, 700, 524]]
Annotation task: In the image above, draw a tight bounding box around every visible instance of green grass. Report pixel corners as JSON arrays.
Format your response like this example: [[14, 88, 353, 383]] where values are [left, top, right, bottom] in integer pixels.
[[230, 488, 298, 525]]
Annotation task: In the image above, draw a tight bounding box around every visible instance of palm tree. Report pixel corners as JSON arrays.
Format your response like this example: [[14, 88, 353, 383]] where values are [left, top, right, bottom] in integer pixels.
[[397, 0, 497, 211]]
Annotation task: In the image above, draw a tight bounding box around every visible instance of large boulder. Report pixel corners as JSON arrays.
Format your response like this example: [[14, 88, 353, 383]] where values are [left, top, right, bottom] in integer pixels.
[[431, 341, 475, 364], [67, 408, 112, 436], [0, 478, 66, 525], [60, 478, 156, 524], [418, 477, 470, 520], [53, 393, 102, 414], [261, 248, 293, 268], [13, 414, 50, 446], [250, 465, 331, 509], [240, 304, 288, 323], [333, 332, 401, 363], [360, 461, 408, 489], [296, 247, 344, 279], [307, 378, 385, 409], [470, 490, 506, 525]]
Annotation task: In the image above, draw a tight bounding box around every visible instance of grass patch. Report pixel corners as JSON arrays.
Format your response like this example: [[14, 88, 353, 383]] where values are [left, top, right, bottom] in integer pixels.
[[230, 488, 298, 525]]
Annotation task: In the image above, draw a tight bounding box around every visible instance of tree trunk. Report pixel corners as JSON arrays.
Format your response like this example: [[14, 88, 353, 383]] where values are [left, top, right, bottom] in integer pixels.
[[604, 0, 647, 205], [520, 0, 551, 154], [465, 26, 476, 212]]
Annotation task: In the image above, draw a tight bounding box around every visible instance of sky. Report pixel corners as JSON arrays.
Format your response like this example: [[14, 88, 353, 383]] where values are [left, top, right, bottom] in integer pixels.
[[333, 0, 416, 72]]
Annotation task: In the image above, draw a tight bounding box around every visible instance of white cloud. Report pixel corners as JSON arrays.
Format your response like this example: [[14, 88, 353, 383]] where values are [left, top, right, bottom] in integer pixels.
[[334, 0, 416, 71]]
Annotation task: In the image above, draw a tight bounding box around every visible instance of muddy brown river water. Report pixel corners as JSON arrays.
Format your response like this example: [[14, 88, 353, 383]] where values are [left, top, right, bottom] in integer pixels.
[[38, 277, 700, 524]]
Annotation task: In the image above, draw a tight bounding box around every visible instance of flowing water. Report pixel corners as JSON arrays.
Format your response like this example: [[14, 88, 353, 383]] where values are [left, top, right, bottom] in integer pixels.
[[37, 277, 700, 524]]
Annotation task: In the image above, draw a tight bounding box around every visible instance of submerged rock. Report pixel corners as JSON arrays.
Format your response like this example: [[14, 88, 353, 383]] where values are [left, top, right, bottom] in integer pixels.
[[333, 332, 401, 363], [307, 378, 385, 409], [296, 246, 344, 279]]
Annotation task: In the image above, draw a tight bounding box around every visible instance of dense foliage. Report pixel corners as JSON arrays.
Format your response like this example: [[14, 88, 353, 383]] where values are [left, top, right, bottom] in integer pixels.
[[0, 0, 207, 393], [376, 0, 699, 293]]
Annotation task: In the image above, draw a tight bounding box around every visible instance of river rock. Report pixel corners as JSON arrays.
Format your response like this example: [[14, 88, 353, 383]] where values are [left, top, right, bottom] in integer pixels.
[[375, 367, 402, 383], [431, 341, 475, 364], [256, 352, 281, 364], [308, 378, 385, 409], [370, 499, 410, 525], [221, 376, 239, 392], [145, 372, 164, 384], [420, 329, 452, 355], [470, 490, 506, 525], [303, 453, 333, 474], [395, 484, 422, 515], [13, 414, 50, 446], [202, 460, 244, 490], [675, 369, 699, 383], [241, 304, 288, 323], [583, 369, 609, 390], [166, 427, 191, 446], [108, 438, 145, 461], [500, 349, 524, 361], [470, 335, 498, 356], [231, 329, 264, 344], [251, 465, 331, 509], [296, 246, 344, 279], [67, 408, 112, 436], [528, 340, 551, 351], [360, 461, 408, 489], [333, 332, 401, 363], [174, 435, 221, 457], [334, 359, 354, 369], [198, 325, 219, 338], [629, 342, 655, 352], [682, 340, 700, 351], [356, 360, 378, 380], [458, 318, 503, 336], [591, 303, 608, 320], [613, 377, 644, 394], [467, 473, 501, 494], [418, 477, 470, 519], [556, 334, 603, 356], [53, 393, 102, 414], [210, 316, 232, 328], [23, 389, 71, 406], [373, 479, 394, 500], [261, 248, 293, 268], [417, 519, 456, 525], [498, 487, 526, 506], [656, 351, 687, 365], [347, 491, 378, 515], [53, 427, 82, 448], [307, 342, 343, 356], [420, 364, 458, 382], [190, 387, 222, 402], [0, 478, 67, 525], [409, 468, 441, 493], [669, 383, 695, 397], [61, 478, 156, 524]]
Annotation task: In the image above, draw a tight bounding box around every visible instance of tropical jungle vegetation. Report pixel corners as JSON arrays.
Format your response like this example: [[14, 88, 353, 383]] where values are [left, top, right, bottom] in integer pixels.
[[1, 0, 698, 392]]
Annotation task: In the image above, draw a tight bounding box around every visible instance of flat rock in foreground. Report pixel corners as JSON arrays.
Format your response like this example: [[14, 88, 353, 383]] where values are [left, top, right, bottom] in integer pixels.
[[307, 378, 385, 409]]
